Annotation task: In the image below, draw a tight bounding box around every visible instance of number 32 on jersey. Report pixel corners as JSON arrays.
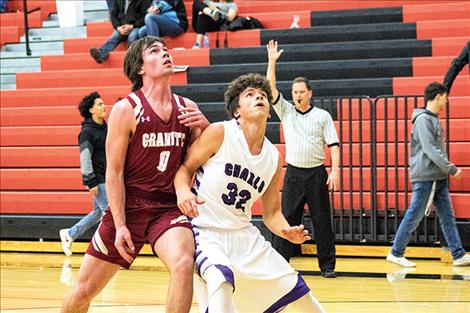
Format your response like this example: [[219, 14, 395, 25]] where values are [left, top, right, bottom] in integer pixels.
[[222, 182, 252, 212]]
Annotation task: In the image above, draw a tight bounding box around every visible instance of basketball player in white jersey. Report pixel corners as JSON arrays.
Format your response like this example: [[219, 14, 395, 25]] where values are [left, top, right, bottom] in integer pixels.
[[174, 73, 326, 312]]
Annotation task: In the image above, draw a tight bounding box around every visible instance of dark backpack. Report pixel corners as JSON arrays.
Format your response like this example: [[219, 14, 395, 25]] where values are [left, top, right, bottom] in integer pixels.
[[226, 16, 263, 31]]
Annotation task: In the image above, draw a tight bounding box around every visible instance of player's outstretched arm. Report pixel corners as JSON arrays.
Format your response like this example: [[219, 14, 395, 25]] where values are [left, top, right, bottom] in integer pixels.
[[174, 123, 224, 217], [262, 152, 311, 244]]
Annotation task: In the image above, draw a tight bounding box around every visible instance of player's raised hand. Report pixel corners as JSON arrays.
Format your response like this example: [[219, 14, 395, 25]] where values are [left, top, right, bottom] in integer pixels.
[[114, 225, 135, 263], [266, 40, 283, 63], [177, 189, 204, 218], [281, 224, 311, 244]]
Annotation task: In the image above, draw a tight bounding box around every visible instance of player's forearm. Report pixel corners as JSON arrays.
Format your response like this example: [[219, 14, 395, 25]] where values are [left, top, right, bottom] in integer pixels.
[[174, 165, 194, 195], [263, 209, 290, 239], [106, 170, 126, 228]]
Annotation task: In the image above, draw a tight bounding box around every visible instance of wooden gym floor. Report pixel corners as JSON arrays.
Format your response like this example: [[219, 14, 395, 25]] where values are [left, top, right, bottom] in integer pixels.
[[1, 247, 469, 313]]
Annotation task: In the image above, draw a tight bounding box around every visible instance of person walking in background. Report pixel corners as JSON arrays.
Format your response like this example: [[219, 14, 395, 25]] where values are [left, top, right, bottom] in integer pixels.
[[266, 40, 340, 278], [61, 36, 210, 312], [387, 82, 470, 268], [89, 0, 151, 64], [174, 73, 326, 313], [443, 40, 469, 95], [60, 92, 108, 257], [192, 0, 238, 48], [138, 0, 188, 39]]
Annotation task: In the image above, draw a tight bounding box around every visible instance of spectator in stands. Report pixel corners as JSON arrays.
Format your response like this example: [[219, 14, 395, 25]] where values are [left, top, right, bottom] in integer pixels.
[[106, 0, 115, 16], [192, 0, 238, 48], [59, 92, 108, 257], [443, 40, 469, 95], [174, 73, 326, 313], [0, 0, 7, 13], [61, 36, 210, 313], [387, 82, 470, 268], [89, 0, 151, 64], [266, 40, 339, 278], [138, 0, 188, 39]]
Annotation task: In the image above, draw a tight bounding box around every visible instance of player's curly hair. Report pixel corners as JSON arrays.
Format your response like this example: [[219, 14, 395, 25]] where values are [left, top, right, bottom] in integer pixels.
[[78, 91, 101, 119], [224, 73, 273, 119], [124, 36, 167, 92]]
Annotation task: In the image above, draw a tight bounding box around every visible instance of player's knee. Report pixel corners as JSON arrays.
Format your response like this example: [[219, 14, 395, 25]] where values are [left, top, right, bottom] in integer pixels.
[[169, 253, 194, 276], [71, 281, 100, 303]]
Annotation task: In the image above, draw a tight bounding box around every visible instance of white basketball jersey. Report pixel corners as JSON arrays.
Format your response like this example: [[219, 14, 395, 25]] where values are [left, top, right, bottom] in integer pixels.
[[192, 119, 279, 229]]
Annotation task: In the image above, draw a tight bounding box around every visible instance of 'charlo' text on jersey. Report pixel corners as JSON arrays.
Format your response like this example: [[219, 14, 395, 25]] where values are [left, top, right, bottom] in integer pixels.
[[224, 163, 266, 193]]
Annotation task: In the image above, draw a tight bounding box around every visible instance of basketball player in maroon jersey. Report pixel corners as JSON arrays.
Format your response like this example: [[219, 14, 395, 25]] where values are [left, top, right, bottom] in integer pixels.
[[62, 36, 209, 313]]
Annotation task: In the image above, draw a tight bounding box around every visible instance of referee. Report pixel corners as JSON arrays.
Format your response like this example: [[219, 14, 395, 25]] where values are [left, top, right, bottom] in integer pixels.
[[266, 40, 340, 278]]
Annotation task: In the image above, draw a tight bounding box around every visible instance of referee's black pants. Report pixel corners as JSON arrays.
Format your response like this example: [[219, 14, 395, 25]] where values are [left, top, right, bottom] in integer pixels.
[[272, 164, 336, 272]]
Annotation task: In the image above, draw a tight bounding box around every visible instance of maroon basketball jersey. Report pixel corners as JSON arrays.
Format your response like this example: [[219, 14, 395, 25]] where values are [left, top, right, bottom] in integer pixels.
[[124, 89, 190, 203]]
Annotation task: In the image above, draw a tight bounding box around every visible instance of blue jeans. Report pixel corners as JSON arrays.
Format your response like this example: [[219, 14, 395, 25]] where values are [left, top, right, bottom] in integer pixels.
[[138, 14, 184, 38], [98, 28, 140, 59], [69, 183, 109, 240], [391, 180, 466, 260]]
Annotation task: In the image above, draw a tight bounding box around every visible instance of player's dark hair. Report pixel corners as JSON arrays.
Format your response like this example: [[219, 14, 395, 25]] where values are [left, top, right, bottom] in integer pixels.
[[124, 36, 167, 92], [224, 73, 273, 119], [78, 91, 101, 119]]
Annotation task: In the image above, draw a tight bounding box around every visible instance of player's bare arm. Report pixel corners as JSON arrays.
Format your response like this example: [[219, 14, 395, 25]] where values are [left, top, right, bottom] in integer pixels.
[[262, 151, 311, 244], [174, 123, 224, 217], [105, 98, 136, 263]]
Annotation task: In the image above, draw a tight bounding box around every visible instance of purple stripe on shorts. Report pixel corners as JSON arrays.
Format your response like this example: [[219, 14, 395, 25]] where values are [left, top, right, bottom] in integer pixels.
[[214, 264, 235, 289], [263, 274, 310, 313], [197, 257, 208, 275]]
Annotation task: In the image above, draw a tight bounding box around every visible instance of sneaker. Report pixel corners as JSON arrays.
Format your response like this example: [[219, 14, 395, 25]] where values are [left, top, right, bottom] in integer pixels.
[[321, 269, 337, 278], [386, 252, 416, 267], [59, 228, 73, 256], [453, 254, 470, 267], [209, 9, 220, 21], [89, 48, 104, 64]]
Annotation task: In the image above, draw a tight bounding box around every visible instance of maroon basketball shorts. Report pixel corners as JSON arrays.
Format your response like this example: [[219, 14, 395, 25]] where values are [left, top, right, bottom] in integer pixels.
[[86, 196, 192, 269]]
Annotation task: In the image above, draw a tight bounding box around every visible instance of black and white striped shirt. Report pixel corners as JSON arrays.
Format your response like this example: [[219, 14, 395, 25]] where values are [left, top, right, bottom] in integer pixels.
[[273, 93, 339, 168]]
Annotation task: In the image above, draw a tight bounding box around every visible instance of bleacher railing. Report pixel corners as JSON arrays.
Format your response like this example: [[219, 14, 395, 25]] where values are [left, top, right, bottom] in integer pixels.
[[314, 95, 450, 245]]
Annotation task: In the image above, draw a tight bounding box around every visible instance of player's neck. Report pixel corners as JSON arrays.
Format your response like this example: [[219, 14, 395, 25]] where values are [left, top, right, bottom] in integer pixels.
[[141, 80, 172, 106], [239, 119, 266, 155]]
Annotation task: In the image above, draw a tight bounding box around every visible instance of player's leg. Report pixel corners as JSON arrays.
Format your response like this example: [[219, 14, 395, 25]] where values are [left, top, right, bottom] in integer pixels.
[[287, 291, 326, 313], [203, 266, 237, 313], [194, 274, 209, 312], [61, 254, 120, 313], [153, 225, 195, 313]]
